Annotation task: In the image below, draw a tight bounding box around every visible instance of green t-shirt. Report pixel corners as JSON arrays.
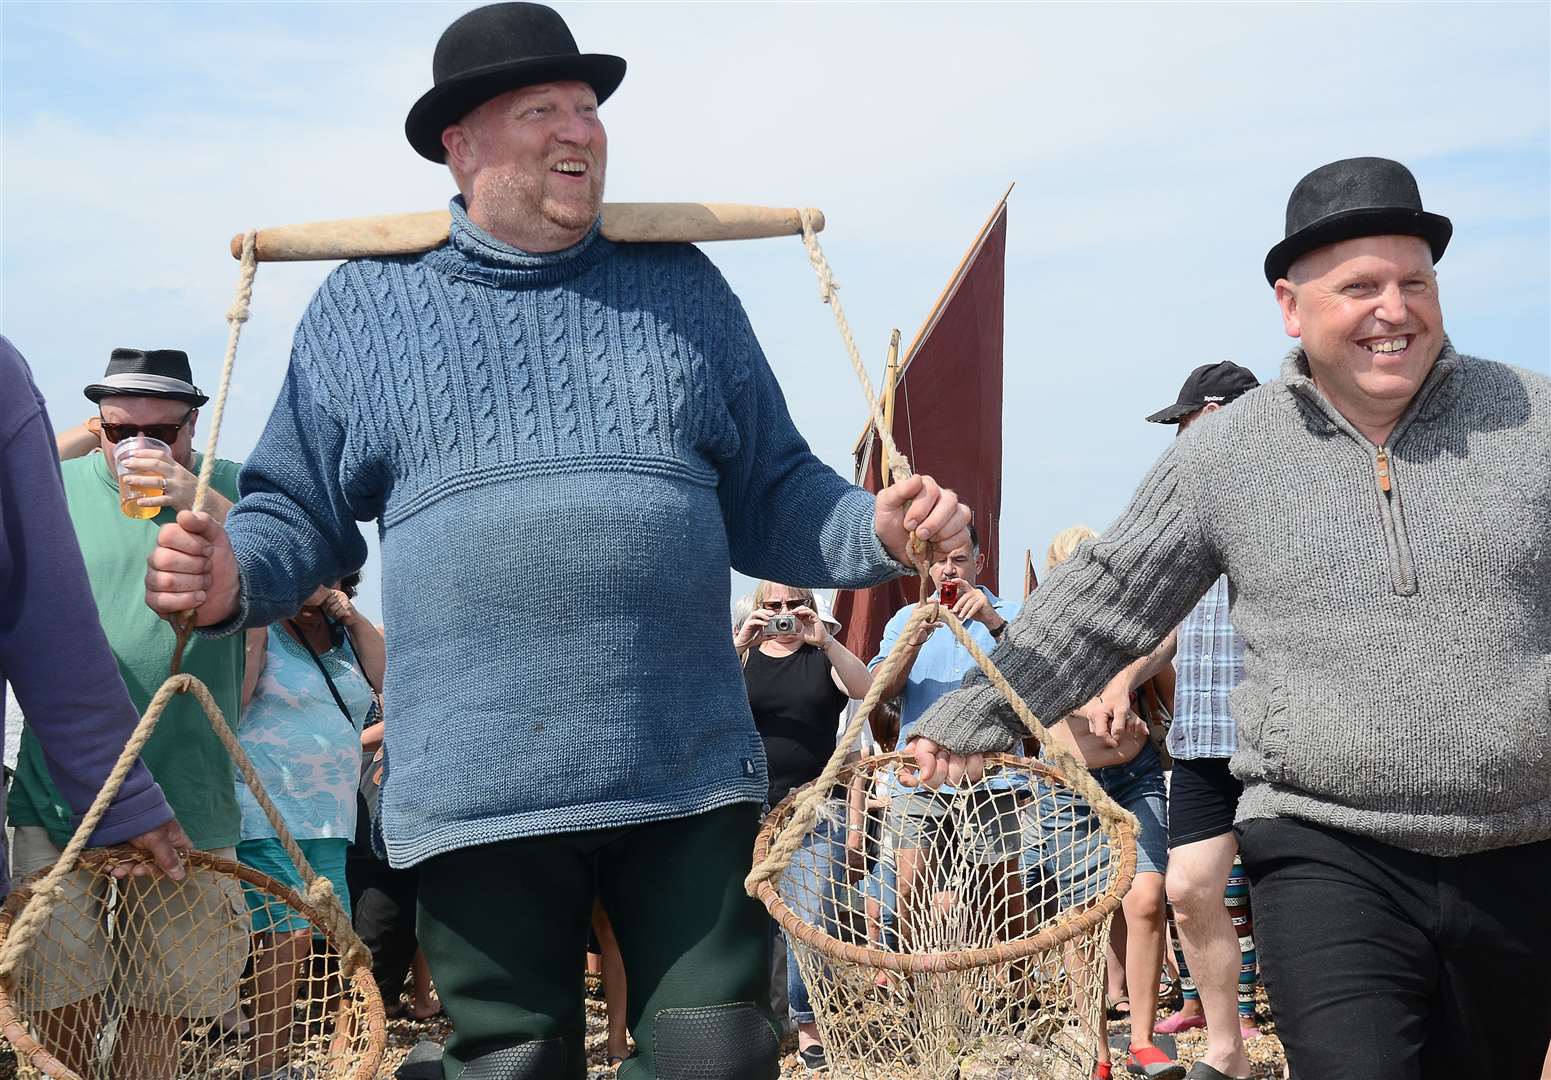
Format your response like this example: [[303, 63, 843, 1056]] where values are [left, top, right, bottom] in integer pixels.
[[10, 451, 246, 851]]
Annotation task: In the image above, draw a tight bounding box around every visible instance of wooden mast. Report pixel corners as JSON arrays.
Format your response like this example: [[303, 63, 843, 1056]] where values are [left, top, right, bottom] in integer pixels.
[[878, 329, 902, 485]]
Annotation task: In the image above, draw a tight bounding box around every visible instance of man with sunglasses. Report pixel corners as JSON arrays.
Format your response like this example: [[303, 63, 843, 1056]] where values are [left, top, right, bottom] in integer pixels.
[[10, 346, 249, 1077]]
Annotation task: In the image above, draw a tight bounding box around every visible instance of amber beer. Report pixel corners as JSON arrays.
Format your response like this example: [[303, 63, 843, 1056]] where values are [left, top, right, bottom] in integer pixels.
[[113, 436, 169, 520]]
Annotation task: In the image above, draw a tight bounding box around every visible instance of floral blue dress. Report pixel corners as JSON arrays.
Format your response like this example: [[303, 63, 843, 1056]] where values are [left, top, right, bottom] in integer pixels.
[[236, 624, 374, 842]]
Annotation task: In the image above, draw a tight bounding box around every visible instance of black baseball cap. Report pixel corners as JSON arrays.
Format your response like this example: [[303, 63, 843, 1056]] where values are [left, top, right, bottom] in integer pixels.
[[1145, 361, 1260, 425]]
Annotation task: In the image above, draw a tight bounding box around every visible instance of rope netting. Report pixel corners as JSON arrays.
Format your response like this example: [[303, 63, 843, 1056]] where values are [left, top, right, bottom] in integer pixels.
[[0, 232, 385, 1079], [744, 213, 1139, 1077]]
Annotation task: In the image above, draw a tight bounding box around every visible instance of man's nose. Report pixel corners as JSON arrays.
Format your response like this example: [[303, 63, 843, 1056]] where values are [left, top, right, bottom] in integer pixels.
[[1374, 282, 1409, 326], [553, 109, 595, 146]]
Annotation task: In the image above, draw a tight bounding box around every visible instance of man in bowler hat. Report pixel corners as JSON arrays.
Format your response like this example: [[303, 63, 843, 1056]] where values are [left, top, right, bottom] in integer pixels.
[[142, 5, 970, 1078], [908, 157, 1551, 1079]]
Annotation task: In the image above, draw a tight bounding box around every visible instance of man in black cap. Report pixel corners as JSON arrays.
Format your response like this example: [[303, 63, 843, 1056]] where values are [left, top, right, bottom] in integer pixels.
[[12, 346, 248, 1079], [908, 157, 1551, 1080], [142, 4, 969, 1079], [1085, 361, 1262, 1080]]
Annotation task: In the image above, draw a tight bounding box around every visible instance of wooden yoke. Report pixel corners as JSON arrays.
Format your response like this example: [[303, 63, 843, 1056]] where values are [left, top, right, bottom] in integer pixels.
[[229, 203, 825, 262]]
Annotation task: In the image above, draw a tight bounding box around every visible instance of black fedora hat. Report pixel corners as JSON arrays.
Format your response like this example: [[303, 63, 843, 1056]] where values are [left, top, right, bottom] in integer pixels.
[[1145, 361, 1260, 424], [83, 347, 208, 406], [405, 2, 625, 163], [1264, 157, 1452, 285]]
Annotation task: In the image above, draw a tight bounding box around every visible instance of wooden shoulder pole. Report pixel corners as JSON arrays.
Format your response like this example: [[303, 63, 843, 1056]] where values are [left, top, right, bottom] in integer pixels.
[[230, 203, 825, 262]]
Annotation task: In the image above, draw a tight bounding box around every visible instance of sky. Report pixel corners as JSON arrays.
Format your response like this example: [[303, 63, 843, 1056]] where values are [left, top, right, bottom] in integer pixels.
[[3, 1, 1548, 625]]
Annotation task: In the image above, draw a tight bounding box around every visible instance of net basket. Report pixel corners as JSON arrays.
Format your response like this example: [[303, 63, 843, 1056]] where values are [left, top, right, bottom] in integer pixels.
[[752, 751, 1136, 1080], [0, 849, 384, 1080]]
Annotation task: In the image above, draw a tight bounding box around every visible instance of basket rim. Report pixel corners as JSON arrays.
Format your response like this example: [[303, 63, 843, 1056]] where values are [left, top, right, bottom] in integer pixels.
[[751, 752, 1139, 972], [0, 846, 385, 1080]]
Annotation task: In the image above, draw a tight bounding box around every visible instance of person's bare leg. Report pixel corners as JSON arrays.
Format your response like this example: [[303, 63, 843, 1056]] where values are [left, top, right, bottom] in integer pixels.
[[409, 949, 441, 1018], [894, 846, 931, 951], [113, 1010, 186, 1080], [33, 997, 104, 1077], [249, 930, 310, 1078], [1106, 908, 1129, 1015], [1166, 833, 1250, 1077], [1120, 871, 1167, 1053], [592, 901, 629, 1062]]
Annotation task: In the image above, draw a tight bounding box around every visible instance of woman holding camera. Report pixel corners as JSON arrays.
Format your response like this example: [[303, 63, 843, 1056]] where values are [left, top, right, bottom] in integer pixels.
[[734, 581, 871, 1072]]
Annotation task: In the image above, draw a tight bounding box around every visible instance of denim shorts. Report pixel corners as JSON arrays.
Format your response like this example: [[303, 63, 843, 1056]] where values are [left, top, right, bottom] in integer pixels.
[[1023, 741, 1169, 911]]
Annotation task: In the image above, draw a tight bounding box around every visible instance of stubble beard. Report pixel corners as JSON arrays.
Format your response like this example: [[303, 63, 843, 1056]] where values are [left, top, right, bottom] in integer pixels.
[[477, 164, 604, 248]]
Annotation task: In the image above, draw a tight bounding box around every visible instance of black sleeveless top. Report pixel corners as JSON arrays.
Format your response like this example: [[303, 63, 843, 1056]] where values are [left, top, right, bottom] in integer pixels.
[[743, 644, 848, 807]]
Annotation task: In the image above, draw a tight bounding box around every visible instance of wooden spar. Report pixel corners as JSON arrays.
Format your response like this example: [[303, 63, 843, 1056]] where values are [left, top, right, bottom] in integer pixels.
[[878, 329, 902, 485], [1023, 548, 1038, 599]]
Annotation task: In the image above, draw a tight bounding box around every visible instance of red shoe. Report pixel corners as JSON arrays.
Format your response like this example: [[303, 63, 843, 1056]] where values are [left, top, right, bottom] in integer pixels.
[[1091, 1063, 1113, 1080], [1125, 1044, 1185, 1079], [1154, 1010, 1207, 1035]]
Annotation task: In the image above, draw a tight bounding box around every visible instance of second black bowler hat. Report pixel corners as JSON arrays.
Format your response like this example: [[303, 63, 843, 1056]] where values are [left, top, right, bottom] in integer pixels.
[[1145, 361, 1260, 425], [1263, 157, 1452, 285], [405, 2, 625, 163]]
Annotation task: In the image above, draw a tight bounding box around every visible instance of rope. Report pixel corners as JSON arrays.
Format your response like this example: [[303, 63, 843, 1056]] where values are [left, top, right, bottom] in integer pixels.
[[747, 218, 1136, 894], [0, 228, 370, 982], [170, 230, 258, 676]]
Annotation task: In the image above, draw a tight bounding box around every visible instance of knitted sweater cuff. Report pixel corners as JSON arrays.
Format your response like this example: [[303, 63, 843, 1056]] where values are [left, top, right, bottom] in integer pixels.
[[911, 683, 1024, 755]]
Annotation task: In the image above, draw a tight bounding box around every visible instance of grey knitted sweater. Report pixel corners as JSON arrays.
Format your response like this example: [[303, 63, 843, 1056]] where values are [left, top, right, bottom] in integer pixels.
[[914, 342, 1551, 856]]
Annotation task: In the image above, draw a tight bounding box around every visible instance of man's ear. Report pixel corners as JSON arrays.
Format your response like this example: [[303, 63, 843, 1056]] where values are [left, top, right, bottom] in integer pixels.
[[442, 123, 475, 171], [1274, 279, 1302, 339], [974, 550, 987, 575]]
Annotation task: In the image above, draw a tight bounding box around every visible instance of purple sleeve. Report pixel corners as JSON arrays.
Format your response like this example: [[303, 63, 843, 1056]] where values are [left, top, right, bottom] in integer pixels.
[[0, 338, 174, 852]]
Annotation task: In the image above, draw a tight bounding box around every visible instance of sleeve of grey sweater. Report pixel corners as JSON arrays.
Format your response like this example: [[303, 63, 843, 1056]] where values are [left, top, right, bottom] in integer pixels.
[[912, 439, 1223, 754], [0, 338, 175, 852]]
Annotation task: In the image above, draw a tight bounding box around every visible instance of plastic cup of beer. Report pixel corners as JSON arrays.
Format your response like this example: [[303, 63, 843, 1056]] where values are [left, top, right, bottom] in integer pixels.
[[112, 436, 170, 520]]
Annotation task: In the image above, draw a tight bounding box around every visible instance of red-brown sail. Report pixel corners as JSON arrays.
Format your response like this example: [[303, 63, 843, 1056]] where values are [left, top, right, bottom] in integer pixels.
[[833, 190, 1009, 665]]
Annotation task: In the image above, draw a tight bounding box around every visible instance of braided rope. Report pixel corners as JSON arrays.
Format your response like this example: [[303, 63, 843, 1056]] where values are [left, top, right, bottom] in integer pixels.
[[747, 218, 1135, 894], [0, 228, 370, 981]]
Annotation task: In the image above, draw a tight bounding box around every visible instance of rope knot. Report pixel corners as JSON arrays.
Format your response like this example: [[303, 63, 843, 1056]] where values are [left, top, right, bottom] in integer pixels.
[[225, 303, 251, 324]]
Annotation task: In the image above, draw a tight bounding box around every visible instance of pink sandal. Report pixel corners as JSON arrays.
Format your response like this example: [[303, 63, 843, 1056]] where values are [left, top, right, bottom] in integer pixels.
[[1153, 1010, 1206, 1035]]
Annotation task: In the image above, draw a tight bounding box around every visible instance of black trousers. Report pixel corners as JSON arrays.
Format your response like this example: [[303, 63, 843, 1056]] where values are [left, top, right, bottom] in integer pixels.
[[1237, 817, 1551, 1080]]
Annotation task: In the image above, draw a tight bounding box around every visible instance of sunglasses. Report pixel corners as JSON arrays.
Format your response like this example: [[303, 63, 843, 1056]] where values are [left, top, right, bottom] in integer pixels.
[[95, 409, 194, 445], [761, 599, 811, 612]]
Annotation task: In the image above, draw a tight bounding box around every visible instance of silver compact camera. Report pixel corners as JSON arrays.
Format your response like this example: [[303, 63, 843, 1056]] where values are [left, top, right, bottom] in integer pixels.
[[763, 613, 801, 636]]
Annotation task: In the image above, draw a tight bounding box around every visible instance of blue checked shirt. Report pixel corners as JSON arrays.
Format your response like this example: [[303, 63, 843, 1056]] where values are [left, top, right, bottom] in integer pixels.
[[1167, 576, 1243, 760]]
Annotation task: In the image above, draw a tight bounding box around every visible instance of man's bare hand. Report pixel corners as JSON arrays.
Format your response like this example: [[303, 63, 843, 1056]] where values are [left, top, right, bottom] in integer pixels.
[[145, 510, 239, 626], [1076, 695, 1146, 748], [875, 475, 972, 567], [114, 818, 193, 882], [899, 736, 985, 790], [951, 587, 1004, 631], [121, 449, 199, 512]]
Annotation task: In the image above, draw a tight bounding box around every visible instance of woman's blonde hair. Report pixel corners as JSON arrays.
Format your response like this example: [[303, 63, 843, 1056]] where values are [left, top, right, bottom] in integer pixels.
[[1046, 525, 1098, 572], [751, 580, 817, 610]]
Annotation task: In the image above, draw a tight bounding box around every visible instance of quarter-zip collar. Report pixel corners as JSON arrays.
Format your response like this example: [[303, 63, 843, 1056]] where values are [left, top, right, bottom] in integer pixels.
[[1281, 337, 1464, 449], [1279, 339, 1463, 599]]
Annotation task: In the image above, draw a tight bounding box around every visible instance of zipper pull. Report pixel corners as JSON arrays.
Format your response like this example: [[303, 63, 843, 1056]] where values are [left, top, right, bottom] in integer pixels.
[[1376, 447, 1393, 494]]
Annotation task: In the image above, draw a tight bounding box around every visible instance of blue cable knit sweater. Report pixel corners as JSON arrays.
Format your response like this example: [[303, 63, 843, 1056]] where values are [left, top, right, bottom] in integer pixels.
[[221, 198, 900, 866]]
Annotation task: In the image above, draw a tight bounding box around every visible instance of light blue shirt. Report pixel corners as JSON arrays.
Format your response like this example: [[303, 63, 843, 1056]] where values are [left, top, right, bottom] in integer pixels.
[[871, 587, 1021, 792]]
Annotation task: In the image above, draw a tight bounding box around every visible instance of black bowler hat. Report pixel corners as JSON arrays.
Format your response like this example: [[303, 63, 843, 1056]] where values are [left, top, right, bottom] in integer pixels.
[[1145, 361, 1260, 425], [83, 348, 208, 406], [1263, 157, 1452, 286], [405, 2, 626, 163]]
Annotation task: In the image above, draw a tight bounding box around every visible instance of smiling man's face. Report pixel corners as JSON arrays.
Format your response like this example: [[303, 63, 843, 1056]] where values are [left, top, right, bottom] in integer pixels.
[[1275, 234, 1443, 438], [444, 80, 607, 252]]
